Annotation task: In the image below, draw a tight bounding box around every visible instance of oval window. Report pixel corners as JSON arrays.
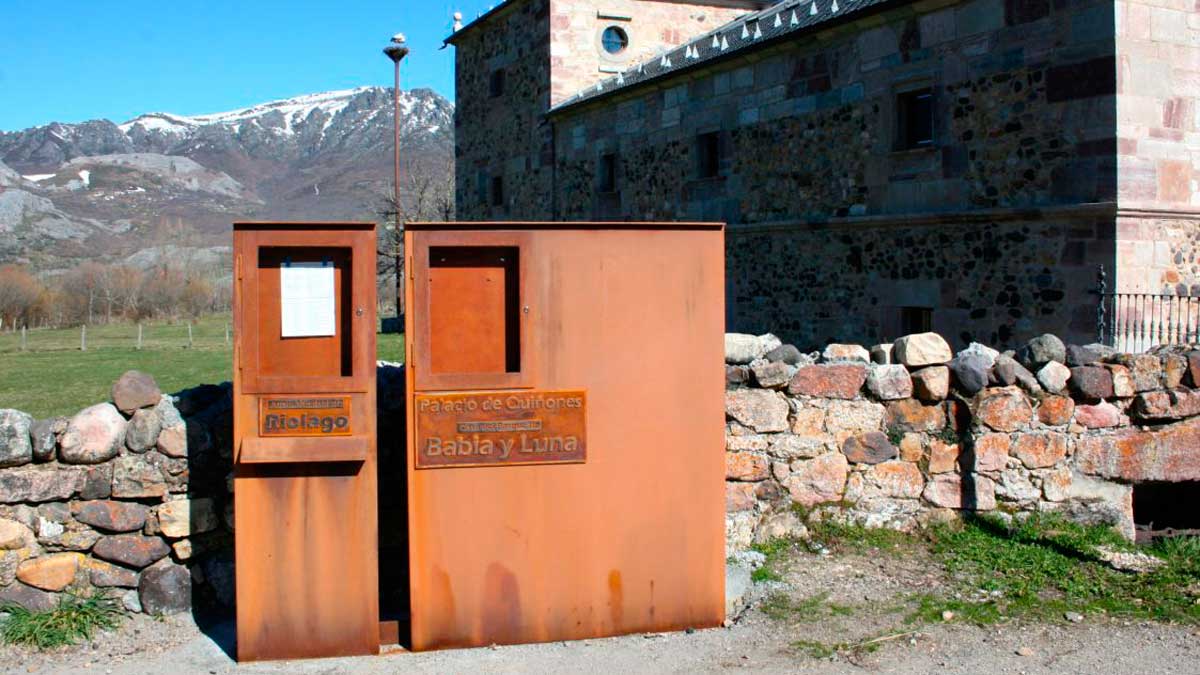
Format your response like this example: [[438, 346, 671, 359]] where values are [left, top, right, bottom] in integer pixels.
[[601, 26, 629, 55]]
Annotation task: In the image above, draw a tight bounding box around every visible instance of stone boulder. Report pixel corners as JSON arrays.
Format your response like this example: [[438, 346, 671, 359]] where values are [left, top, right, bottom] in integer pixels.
[[1018, 334, 1066, 369], [1162, 353, 1188, 389], [0, 582, 57, 612], [725, 333, 779, 365], [111, 371, 162, 415], [59, 403, 126, 464], [822, 344, 870, 363], [93, 534, 170, 569], [71, 500, 150, 533], [1066, 344, 1102, 367], [1037, 396, 1075, 426], [764, 343, 808, 366], [0, 517, 31, 550], [1069, 366, 1114, 402], [949, 353, 991, 395], [725, 389, 789, 433], [922, 473, 996, 510], [1111, 354, 1161, 392], [0, 466, 86, 503], [139, 558, 191, 615], [16, 552, 82, 592], [1011, 433, 1069, 469], [892, 333, 952, 368], [865, 365, 912, 400], [841, 432, 897, 464], [974, 387, 1033, 432], [885, 399, 947, 432], [991, 354, 1041, 393], [1036, 362, 1071, 394], [911, 366, 950, 402], [750, 360, 794, 389], [111, 454, 169, 499], [124, 408, 162, 453], [28, 417, 63, 462], [784, 453, 849, 507], [788, 364, 867, 400], [959, 342, 1000, 369], [1076, 401, 1122, 429], [1075, 418, 1200, 482], [0, 409, 33, 468], [869, 344, 893, 365], [157, 498, 219, 539], [87, 559, 140, 588]]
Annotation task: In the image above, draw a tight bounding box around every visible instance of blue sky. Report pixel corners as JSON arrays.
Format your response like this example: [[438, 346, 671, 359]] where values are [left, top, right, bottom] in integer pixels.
[[0, 0, 494, 131]]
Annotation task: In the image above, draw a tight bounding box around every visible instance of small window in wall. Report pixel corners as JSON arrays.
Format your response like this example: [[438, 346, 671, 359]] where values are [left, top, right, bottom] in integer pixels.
[[897, 88, 934, 150], [490, 175, 505, 207], [598, 153, 617, 193], [900, 306, 932, 335], [489, 68, 506, 98], [601, 26, 629, 55], [696, 132, 721, 179], [476, 172, 489, 206]]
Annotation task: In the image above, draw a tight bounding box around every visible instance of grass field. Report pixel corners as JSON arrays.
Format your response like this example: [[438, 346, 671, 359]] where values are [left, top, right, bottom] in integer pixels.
[[0, 314, 405, 418]]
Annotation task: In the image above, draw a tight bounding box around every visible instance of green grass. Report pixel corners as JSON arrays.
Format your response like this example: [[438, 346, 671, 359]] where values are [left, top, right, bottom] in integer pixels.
[[806, 516, 915, 555], [762, 591, 855, 622], [0, 314, 406, 418], [761, 513, 1200, 659], [913, 514, 1200, 625], [0, 593, 125, 650], [750, 536, 801, 583]]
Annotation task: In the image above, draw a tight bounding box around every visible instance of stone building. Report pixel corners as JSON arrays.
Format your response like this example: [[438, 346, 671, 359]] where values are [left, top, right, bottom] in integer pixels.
[[447, 0, 1200, 350]]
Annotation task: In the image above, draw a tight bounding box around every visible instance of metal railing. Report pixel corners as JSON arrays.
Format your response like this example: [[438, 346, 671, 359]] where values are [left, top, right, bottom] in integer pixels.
[[1096, 266, 1200, 353]]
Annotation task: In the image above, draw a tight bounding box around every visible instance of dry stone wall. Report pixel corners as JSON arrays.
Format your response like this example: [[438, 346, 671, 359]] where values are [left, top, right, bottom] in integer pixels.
[[0, 374, 235, 615], [724, 331, 1200, 554]]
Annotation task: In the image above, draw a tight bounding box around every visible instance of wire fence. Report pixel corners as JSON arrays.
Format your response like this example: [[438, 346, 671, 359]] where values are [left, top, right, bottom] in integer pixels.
[[0, 318, 233, 354]]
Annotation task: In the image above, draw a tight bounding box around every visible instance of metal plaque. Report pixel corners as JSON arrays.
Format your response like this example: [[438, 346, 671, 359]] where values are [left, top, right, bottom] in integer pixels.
[[415, 390, 587, 468], [258, 396, 352, 437]]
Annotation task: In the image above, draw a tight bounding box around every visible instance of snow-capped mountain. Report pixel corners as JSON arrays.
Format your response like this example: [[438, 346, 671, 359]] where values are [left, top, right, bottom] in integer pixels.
[[0, 87, 453, 268]]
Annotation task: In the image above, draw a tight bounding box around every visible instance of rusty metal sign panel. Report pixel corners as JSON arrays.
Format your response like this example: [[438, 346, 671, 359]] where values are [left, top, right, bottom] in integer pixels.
[[258, 396, 352, 437], [414, 390, 586, 468]]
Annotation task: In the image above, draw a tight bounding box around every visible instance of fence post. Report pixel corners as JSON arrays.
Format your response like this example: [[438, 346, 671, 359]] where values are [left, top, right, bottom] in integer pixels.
[[137, 323, 143, 350], [188, 323, 194, 349], [81, 325, 87, 351], [1096, 264, 1107, 346], [20, 325, 26, 352]]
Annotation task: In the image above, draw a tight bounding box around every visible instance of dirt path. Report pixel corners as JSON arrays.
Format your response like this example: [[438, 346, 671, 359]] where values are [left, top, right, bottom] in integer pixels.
[[3, 610, 1197, 675], [4, 545, 1198, 674]]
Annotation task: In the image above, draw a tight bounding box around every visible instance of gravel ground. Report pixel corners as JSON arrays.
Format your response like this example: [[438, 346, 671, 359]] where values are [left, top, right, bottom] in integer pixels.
[[4, 546, 1198, 674]]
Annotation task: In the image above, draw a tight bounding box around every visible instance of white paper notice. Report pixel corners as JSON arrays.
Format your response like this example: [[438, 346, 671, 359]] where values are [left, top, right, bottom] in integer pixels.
[[280, 261, 336, 337]]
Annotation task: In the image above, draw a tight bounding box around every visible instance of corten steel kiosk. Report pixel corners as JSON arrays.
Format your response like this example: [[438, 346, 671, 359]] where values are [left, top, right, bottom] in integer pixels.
[[232, 222, 379, 661], [404, 222, 726, 650]]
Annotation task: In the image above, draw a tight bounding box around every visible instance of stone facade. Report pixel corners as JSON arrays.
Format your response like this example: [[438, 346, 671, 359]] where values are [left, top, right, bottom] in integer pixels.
[[723, 330, 1200, 553], [1113, 0, 1200, 296], [449, 0, 755, 222], [452, 0, 1200, 351]]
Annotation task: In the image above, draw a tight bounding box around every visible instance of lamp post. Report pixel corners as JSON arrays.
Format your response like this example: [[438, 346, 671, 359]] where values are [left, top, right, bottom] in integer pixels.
[[383, 33, 409, 322]]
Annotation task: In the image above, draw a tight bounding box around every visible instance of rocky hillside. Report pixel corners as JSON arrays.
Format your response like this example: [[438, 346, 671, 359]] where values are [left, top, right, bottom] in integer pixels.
[[0, 87, 453, 269]]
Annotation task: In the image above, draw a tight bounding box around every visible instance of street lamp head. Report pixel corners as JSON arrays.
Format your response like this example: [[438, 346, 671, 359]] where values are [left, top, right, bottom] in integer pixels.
[[383, 33, 409, 63]]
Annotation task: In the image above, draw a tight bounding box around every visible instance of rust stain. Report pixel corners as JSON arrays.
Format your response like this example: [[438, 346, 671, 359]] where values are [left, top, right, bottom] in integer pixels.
[[482, 563, 522, 644], [608, 569, 624, 629]]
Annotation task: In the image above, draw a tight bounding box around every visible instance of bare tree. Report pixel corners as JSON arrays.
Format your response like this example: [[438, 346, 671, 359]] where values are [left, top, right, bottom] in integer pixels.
[[0, 265, 43, 329], [376, 157, 455, 317]]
